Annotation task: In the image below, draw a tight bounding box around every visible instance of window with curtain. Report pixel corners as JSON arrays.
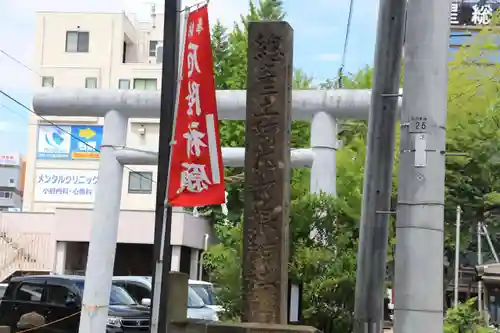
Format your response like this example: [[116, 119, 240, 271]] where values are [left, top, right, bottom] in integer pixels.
[[128, 172, 153, 194], [85, 77, 97, 88], [42, 76, 54, 87], [65, 31, 89, 52], [133, 78, 157, 90], [118, 79, 130, 89]]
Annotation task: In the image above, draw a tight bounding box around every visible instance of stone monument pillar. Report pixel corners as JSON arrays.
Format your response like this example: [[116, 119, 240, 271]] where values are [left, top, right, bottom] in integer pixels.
[[242, 21, 293, 324]]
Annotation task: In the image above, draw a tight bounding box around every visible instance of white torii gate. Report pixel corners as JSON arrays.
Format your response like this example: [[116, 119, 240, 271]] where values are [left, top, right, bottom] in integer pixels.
[[34, 88, 397, 195], [32, 87, 401, 331]]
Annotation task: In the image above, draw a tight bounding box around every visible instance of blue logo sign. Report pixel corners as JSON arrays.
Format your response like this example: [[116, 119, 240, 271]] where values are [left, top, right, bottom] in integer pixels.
[[37, 126, 72, 159], [37, 125, 103, 160]]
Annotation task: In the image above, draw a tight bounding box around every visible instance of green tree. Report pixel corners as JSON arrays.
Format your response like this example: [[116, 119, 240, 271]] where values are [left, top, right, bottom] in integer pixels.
[[204, 191, 361, 330], [443, 23, 500, 300], [203, 90, 369, 332], [207, 0, 314, 221], [444, 298, 492, 332]]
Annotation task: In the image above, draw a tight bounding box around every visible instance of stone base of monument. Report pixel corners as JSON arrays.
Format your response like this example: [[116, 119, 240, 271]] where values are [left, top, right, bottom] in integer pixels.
[[167, 272, 318, 333], [170, 320, 319, 333]]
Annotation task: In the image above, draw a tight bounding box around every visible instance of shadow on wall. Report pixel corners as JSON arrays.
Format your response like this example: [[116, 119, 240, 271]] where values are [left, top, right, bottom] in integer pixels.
[[65, 242, 154, 276]]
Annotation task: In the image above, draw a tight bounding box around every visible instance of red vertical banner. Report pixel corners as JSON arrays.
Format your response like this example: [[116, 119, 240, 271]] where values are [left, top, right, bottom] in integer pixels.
[[167, 5, 225, 207]]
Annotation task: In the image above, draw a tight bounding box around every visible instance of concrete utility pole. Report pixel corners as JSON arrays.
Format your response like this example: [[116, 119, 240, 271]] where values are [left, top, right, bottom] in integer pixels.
[[149, 0, 180, 332], [393, 0, 451, 332], [242, 21, 293, 324], [353, 0, 407, 331]]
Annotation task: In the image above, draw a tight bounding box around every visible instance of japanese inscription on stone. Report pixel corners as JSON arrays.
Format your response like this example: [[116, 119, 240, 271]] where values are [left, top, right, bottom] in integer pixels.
[[243, 21, 293, 324]]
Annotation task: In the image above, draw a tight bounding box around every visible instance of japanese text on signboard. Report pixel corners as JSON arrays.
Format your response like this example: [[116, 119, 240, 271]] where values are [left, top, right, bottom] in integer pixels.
[[167, 5, 225, 207], [451, 1, 500, 26], [35, 170, 98, 202]]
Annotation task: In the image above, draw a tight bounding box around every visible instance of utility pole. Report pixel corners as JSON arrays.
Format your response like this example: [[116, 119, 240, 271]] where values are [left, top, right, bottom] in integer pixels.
[[454, 206, 461, 307], [393, 0, 451, 332], [353, 0, 407, 331], [478, 222, 483, 315], [481, 223, 499, 263], [149, 0, 181, 333]]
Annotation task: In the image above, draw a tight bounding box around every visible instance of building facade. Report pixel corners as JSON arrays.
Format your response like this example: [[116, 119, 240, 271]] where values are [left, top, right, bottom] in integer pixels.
[[0, 154, 24, 212], [0, 10, 210, 281]]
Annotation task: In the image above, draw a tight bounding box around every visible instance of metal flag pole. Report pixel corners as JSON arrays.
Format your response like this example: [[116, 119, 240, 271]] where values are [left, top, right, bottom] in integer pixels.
[[149, 0, 182, 332], [454, 205, 461, 307]]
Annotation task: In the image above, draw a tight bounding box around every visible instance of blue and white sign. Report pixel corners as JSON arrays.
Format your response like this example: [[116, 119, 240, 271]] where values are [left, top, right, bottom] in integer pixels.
[[70, 126, 103, 160], [37, 125, 103, 160], [34, 169, 98, 203], [37, 126, 72, 159]]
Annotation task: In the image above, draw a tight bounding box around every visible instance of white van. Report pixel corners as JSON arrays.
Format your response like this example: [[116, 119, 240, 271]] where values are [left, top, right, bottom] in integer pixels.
[[188, 280, 223, 313], [112, 276, 219, 321]]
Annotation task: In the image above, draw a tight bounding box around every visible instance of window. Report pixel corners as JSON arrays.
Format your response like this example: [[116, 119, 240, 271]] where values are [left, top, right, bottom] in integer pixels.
[[45, 285, 77, 306], [190, 284, 216, 305], [133, 78, 157, 90], [118, 79, 130, 89], [85, 77, 97, 88], [65, 31, 89, 53], [16, 283, 43, 302], [0, 192, 12, 199], [149, 40, 158, 57], [156, 46, 163, 64], [128, 172, 153, 194], [41, 76, 54, 87], [116, 282, 150, 303]]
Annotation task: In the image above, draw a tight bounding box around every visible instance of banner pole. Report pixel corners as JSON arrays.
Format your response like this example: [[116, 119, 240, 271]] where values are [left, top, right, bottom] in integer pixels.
[[149, 0, 182, 332]]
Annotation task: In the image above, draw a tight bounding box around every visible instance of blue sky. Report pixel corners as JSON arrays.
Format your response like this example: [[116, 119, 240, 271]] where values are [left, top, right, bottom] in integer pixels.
[[0, 0, 378, 155]]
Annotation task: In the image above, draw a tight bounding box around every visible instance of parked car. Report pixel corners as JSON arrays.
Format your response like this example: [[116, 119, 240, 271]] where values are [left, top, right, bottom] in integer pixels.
[[112, 276, 219, 321], [188, 279, 223, 313], [0, 275, 150, 333]]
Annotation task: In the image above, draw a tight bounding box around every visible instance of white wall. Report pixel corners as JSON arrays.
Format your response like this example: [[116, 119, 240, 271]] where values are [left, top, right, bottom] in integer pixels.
[[0, 209, 210, 248], [35, 11, 164, 90]]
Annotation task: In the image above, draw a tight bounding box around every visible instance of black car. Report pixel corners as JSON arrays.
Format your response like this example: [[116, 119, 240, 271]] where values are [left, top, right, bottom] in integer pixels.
[[0, 275, 150, 333]]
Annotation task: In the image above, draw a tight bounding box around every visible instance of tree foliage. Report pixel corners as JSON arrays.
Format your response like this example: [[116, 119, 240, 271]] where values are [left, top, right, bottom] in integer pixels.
[[444, 298, 492, 332], [203, 1, 500, 331], [208, 0, 313, 220], [202, 1, 372, 331], [444, 24, 500, 268]]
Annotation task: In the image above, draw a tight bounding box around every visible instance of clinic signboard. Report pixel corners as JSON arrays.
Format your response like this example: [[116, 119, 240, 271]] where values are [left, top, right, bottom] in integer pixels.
[[37, 125, 103, 160], [451, 1, 500, 26], [34, 169, 98, 203]]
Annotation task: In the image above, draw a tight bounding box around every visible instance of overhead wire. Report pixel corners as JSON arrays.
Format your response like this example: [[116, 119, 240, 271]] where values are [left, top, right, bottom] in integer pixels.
[[0, 48, 155, 185], [0, 48, 241, 186], [337, 0, 355, 88]]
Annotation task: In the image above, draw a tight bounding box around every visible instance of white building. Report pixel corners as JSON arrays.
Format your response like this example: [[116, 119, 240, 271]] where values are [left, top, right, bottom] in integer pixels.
[[0, 10, 210, 281]]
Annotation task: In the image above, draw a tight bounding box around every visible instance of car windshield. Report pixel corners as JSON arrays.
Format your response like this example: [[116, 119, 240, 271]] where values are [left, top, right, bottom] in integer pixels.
[[75, 281, 137, 305], [190, 284, 216, 306], [188, 287, 205, 308]]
